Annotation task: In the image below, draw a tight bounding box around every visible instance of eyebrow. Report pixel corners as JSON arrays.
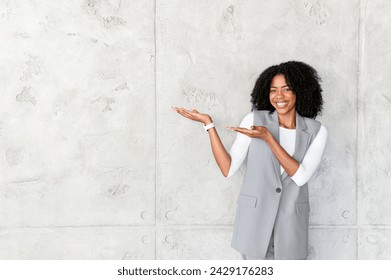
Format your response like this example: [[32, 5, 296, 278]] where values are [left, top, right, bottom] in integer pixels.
[[270, 85, 289, 88]]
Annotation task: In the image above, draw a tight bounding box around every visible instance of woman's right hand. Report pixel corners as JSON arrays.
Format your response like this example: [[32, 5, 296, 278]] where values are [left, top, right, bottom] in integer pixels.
[[172, 106, 212, 125]]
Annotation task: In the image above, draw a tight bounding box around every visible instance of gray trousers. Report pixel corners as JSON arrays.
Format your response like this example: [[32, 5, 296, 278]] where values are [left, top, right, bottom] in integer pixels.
[[241, 229, 274, 260]]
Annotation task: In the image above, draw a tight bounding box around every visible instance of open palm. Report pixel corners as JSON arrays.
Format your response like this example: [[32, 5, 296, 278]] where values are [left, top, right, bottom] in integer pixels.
[[172, 106, 211, 125]]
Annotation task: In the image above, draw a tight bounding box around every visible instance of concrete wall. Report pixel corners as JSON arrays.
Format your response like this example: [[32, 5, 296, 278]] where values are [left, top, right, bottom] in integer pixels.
[[0, 0, 389, 259]]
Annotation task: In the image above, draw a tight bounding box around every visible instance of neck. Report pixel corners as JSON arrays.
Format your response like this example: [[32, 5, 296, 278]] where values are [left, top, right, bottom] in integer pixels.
[[277, 110, 296, 129]]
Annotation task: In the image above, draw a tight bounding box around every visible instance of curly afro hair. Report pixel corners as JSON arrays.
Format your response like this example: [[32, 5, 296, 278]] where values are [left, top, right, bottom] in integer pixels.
[[250, 61, 323, 119]]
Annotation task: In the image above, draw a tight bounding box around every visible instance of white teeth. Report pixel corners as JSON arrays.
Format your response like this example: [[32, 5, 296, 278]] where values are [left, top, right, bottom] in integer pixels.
[[276, 102, 288, 107]]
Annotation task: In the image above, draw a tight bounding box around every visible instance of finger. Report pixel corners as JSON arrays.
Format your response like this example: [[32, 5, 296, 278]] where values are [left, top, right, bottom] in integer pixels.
[[181, 110, 198, 121], [173, 107, 188, 112], [175, 107, 190, 114], [178, 109, 195, 117], [228, 127, 260, 138], [176, 109, 193, 119], [176, 107, 185, 111], [174, 107, 185, 114], [190, 109, 200, 115], [178, 110, 193, 119], [251, 125, 267, 130], [180, 107, 193, 113], [228, 127, 249, 132], [173, 107, 188, 114], [250, 126, 264, 132], [230, 128, 252, 135]]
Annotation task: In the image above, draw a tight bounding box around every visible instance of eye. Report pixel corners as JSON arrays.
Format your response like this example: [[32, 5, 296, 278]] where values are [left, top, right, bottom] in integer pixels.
[[270, 89, 276, 93], [283, 88, 291, 92]]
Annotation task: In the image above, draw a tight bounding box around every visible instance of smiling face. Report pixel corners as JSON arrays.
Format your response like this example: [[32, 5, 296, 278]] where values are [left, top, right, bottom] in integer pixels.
[[269, 74, 296, 115]]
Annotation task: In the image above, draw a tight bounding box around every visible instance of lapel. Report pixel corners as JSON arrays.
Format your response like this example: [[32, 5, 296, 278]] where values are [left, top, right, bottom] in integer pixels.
[[265, 110, 310, 181], [265, 111, 282, 180]]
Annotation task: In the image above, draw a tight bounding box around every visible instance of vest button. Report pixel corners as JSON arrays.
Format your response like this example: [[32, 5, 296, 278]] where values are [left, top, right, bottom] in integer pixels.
[[276, 187, 281, 193]]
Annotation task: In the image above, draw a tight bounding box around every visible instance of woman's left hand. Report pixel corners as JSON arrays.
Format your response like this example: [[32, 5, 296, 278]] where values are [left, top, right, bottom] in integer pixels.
[[227, 125, 272, 142]]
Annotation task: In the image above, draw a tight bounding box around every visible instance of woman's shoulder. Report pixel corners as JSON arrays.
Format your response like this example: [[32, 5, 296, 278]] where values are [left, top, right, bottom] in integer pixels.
[[239, 111, 254, 127], [301, 116, 327, 135], [302, 116, 321, 125]]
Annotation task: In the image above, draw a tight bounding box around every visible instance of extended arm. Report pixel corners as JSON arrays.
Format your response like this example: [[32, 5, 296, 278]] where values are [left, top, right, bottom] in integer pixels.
[[228, 122, 328, 186], [205, 122, 232, 177], [227, 124, 299, 175], [173, 107, 232, 177]]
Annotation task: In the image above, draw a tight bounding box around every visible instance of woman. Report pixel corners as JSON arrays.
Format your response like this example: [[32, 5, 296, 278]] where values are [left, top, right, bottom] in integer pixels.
[[172, 61, 327, 260]]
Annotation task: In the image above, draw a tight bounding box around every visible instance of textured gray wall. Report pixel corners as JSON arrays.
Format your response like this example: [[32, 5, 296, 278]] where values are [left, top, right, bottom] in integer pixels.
[[0, 0, 389, 259]]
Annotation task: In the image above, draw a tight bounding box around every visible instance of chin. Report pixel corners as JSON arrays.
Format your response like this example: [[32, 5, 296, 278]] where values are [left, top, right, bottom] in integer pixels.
[[275, 107, 292, 114]]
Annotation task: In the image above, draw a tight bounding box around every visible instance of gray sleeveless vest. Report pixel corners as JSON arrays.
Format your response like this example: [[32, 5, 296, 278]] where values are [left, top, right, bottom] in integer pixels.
[[231, 110, 321, 259]]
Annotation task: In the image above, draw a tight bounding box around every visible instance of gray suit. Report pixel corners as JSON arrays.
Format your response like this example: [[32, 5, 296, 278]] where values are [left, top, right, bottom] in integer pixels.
[[231, 110, 321, 259]]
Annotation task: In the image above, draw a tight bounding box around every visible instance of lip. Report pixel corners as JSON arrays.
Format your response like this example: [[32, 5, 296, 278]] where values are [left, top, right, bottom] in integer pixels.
[[275, 101, 289, 108]]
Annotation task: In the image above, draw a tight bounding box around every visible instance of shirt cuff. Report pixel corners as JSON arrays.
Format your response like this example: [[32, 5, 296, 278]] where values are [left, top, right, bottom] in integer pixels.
[[290, 164, 306, 187], [226, 165, 234, 177]]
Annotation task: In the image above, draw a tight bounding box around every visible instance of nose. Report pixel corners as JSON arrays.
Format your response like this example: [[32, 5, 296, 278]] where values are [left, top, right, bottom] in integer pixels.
[[276, 89, 284, 97]]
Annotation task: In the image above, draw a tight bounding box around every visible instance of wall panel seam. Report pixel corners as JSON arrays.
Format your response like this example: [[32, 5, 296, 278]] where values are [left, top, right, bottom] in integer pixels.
[[154, 0, 158, 259], [357, 0, 367, 260]]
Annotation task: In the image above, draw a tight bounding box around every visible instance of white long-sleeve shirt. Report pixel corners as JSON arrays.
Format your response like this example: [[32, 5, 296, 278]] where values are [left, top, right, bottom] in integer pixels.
[[227, 112, 327, 187]]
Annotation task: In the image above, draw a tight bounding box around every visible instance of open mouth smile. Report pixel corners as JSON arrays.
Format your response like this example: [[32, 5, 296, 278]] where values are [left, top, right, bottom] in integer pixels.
[[276, 101, 289, 108]]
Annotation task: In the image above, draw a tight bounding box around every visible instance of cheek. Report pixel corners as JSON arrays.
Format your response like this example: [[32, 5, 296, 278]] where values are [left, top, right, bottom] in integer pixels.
[[289, 94, 296, 103], [291, 97, 297, 106]]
